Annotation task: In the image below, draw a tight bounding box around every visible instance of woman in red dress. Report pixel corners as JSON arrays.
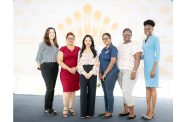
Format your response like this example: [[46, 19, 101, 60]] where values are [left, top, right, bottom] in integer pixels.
[[57, 32, 80, 118]]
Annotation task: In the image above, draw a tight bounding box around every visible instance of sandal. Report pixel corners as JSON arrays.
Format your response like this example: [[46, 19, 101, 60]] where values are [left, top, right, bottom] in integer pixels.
[[98, 112, 107, 117], [103, 113, 112, 119], [142, 113, 148, 118], [63, 107, 69, 118], [145, 112, 155, 120], [69, 108, 77, 116], [127, 114, 136, 119], [119, 112, 129, 116]]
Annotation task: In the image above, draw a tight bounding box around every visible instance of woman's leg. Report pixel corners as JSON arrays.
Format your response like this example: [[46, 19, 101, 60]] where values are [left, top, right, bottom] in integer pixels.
[[87, 75, 97, 116], [63, 92, 70, 117], [123, 103, 129, 113], [101, 80, 108, 113], [80, 75, 88, 117], [69, 92, 75, 109], [128, 105, 135, 116], [148, 88, 157, 116], [69, 92, 77, 115], [50, 63, 58, 110], [63, 92, 70, 108], [41, 64, 53, 110], [118, 70, 129, 114], [104, 74, 117, 117], [146, 87, 151, 115], [121, 70, 137, 116]]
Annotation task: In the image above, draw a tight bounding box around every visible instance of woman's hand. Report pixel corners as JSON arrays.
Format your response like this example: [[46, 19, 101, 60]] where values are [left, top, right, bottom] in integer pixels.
[[130, 71, 136, 80], [86, 73, 92, 79], [102, 73, 107, 81], [71, 67, 77, 74], [87, 71, 94, 79], [67, 67, 75, 74], [99, 72, 102, 80], [82, 71, 90, 79], [150, 69, 155, 78]]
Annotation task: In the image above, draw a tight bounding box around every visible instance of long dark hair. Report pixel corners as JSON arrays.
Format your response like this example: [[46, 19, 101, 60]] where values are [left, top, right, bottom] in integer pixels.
[[43, 27, 59, 48], [80, 35, 97, 58]]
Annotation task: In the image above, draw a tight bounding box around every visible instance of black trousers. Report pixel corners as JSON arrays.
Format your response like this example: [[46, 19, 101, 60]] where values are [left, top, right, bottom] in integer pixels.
[[40, 62, 59, 110], [80, 65, 97, 117]]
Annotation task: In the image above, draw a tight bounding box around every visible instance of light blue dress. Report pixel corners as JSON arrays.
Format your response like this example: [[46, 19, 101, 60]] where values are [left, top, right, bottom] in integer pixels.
[[142, 35, 160, 87]]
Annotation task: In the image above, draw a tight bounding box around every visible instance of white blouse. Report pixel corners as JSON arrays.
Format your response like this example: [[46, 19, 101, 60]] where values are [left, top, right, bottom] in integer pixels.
[[77, 51, 99, 75], [117, 41, 142, 70]]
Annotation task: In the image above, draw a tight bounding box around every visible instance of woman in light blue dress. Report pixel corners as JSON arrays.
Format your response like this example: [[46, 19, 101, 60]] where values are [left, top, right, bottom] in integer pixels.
[[141, 20, 160, 120]]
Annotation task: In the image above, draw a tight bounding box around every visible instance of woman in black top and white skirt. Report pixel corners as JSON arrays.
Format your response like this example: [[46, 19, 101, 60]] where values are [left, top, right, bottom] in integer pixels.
[[36, 27, 59, 116]]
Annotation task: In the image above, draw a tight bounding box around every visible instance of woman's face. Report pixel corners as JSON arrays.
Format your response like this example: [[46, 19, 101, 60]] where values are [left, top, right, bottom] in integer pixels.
[[102, 35, 111, 46], [84, 37, 92, 48], [48, 29, 55, 40], [123, 30, 132, 42], [66, 35, 75, 45], [144, 25, 154, 36]]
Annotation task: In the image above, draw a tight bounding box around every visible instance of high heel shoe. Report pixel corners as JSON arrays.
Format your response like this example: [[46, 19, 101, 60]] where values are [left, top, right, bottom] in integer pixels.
[[145, 112, 155, 120], [69, 108, 77, 116], [44, 109, 52, 116], [50, 108, 57, 116], [43, 109, 57, 116], [142, 113, 148, 118], [63, 107, 69, 118]]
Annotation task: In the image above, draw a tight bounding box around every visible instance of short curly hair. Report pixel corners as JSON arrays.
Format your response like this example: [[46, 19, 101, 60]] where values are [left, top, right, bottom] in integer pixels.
[[143, 19, 155, 27]]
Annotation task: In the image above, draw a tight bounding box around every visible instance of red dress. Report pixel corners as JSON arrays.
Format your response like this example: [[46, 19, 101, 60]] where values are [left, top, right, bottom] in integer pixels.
[[59, 46, 80, 92]]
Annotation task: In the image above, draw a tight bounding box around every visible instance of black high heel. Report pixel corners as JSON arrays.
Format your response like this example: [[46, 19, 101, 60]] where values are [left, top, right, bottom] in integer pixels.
[[44, 109, 57, 116], [119, 112, 129, 116], [50, 108, 57, 116]]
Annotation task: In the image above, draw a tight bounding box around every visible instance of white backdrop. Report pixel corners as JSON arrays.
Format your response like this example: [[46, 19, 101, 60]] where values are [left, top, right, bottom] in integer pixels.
[[14, 0, 173, 97]]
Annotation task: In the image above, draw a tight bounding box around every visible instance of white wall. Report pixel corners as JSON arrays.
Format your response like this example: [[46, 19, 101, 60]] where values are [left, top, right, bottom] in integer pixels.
[[14, 0, 173, 97]]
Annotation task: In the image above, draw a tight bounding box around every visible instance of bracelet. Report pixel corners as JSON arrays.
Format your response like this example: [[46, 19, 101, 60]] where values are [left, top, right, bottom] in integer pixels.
[[132, 70, 136, 73]]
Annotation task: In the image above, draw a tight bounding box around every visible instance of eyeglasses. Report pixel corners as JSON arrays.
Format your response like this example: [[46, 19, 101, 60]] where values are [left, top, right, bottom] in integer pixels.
[[123, 33, 132, 36], [67, 38, 75, 40], [102, 38, 110, 40]]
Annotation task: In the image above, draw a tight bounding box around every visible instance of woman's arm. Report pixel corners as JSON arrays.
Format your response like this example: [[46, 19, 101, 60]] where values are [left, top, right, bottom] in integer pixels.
[[77, 51, 89, 79], [57, 51, 74, 74], [99, 66, 102, 80], [102, 57, 117, 80], [35, 43, 44, 69], [88, 55, 99, 77], [151, 39, 160, 78], [131, 52, 142, 80], [77, 51, 86, 74], [132, 52, 142, 72]]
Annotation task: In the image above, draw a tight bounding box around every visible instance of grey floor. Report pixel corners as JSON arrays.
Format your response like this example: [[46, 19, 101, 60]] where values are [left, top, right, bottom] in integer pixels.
[[13, 94, 172, 122]]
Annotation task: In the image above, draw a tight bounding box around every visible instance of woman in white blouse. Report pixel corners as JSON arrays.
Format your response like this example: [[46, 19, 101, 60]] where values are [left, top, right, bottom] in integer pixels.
[[77, 35, 99, 119], [117, 28, 142, 119]]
